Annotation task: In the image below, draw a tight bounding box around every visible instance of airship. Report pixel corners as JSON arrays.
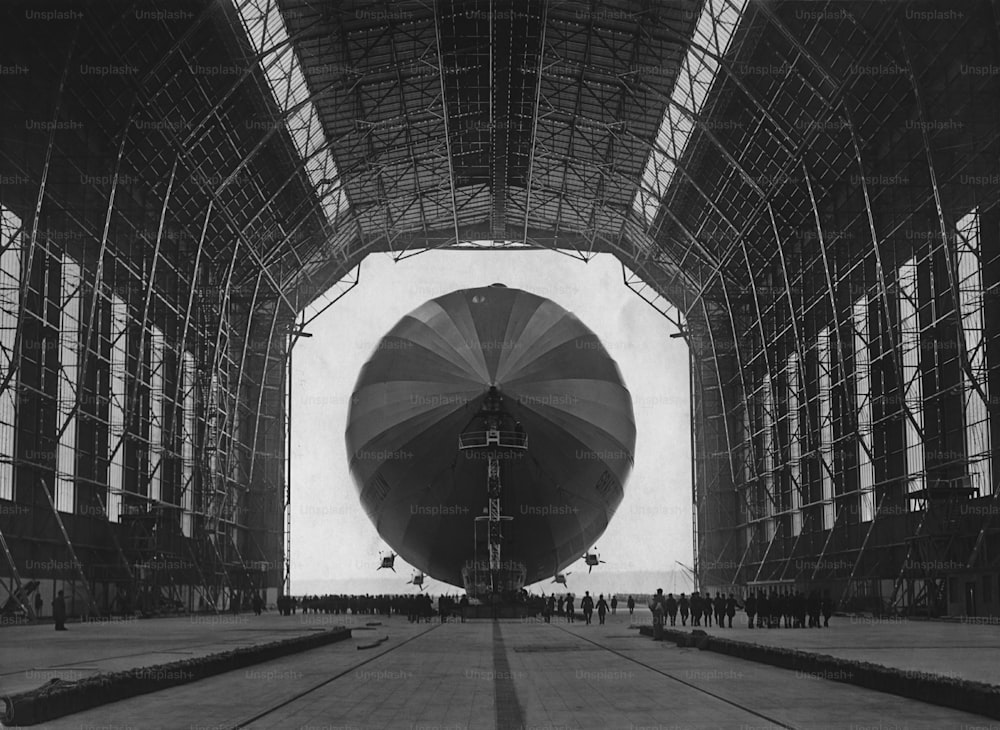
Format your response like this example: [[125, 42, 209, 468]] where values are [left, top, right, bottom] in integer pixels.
[[345, 285, 635, 597]]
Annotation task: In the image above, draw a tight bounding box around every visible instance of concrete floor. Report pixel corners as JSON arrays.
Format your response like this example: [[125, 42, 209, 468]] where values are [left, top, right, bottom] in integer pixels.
[[0, 610, 361, 696], [4, 611, 994, 730], [661, 612, 1000, 685]]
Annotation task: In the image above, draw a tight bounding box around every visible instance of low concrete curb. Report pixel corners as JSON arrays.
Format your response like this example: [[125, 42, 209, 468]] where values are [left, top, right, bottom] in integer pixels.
[[1, 626, 352, 726], [639, 625, 1000, 720]]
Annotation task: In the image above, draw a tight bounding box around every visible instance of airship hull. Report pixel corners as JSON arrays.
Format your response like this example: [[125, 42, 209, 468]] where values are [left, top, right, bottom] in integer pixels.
[[346, 286, 635, 590]]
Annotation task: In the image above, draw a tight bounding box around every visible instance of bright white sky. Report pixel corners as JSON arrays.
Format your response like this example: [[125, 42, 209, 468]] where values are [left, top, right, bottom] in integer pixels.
[[289, 250, 692, 595]]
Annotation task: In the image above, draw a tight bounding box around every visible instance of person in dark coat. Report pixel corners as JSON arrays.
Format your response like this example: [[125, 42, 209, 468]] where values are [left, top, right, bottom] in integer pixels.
[[460, 594, 469, 622], [627, 596, 635, 616], [34, 592, 43, 619], [581, 591, 594, 625], [650, 590, 666, 639], [53, 590, 67, 631], [665, 593, 678, 626], [745, 591, 756, 628], [596, 595, 609, 625], [690, 591, 703, 627], [565, 594, 575, 623], [757, 591, 770, 628], [725, 593, 738, 628], [557, 595, 565, 616], [822, 590, 834, 627], [714, 592, 726, 628], [678, 593, 690, 626], [610, 595, 618, 615], [545, 594, 555, 623]]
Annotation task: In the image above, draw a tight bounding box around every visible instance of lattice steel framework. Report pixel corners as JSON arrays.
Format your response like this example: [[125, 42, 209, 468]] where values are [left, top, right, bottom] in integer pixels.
[[0, 0, 998, 618]]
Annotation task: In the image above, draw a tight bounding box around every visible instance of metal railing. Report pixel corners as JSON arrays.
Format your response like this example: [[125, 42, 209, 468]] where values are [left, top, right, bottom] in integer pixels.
[[458, 430, 528, 450]]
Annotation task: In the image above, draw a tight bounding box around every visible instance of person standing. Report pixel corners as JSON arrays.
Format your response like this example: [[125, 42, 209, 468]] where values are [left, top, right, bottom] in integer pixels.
[[581, 591, 594, 625], [757, 591, 770, 628], [665, 593, 678, 626], [53, 590, 67, 631], [557, 595, 565, 617], [690, 591, 703, 627], [678, 593, 689, 626], [610, 595, 618, 615], [34, 592, 43, 620], [596, 595, 609, 625], [626, 595, 635, 616], [565, 594, 575, 623], [725, 593, 737, 628], [546, 594, 555, 623], [714, 592, 725, 628], [649, 589, 666, 640], [460, 594, 469, 622]]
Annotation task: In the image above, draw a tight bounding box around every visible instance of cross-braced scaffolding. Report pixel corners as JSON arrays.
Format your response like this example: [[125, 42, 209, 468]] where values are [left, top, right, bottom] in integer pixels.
[[0, 0, 998, 619]]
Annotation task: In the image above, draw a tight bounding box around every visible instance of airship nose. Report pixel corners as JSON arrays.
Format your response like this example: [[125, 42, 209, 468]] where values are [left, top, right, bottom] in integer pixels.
[[346, 285, 635, 590]]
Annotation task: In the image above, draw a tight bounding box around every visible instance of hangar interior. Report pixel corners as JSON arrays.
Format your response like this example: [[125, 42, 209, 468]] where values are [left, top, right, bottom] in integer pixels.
[[0, 0, 998, 619]]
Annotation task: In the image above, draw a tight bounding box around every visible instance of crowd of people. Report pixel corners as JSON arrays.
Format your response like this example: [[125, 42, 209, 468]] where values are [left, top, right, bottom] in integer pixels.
[[743, 588, 836, 629], [288, 593, 441, 620], [648, 588, 836, 630], [275, 591, 628, 624], [534, 591, 617, 624], [267, 588, 837, 630]]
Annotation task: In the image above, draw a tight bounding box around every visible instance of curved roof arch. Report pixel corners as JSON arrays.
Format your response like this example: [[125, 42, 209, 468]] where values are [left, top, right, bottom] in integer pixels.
[[262, 0, 726, 307]]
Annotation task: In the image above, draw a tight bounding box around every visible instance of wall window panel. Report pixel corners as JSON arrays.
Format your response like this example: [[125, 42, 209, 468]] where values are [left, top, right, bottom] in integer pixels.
[[181, 350, 196, 537], [148, 326, 164, 502], [787, 352, 803, 536], [762, 374, 776, 542], [55, 255, 81, 512], [0, 207, 21, 501], [108, 295, 127, 522], [818, 327, 835, 529], [956, 208, 991, 496], [854, 297, 875, 522], [899, 257, 925, 503]]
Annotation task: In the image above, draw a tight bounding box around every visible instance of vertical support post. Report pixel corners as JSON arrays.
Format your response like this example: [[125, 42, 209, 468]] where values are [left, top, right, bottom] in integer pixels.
[[487, 451, 501, 593], [431, 0, 463, 247], [284, 329, 293, 597], [689, 344, 699, 586]]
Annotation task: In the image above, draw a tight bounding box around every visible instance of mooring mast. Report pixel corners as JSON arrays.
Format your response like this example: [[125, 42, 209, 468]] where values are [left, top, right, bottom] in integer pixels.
[[458, 386, 527, 595]]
